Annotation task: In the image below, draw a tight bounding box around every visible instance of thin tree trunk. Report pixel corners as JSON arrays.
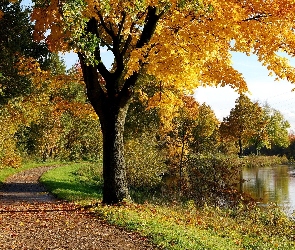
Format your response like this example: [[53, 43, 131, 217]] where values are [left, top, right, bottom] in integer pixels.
[[238, 138, 243, 157], [179, 131, 186, 195]]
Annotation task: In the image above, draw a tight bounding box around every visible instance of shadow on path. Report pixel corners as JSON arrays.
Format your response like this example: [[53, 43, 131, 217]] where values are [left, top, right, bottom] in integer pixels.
[[0, 166, 57, 204], [0, 182, 56, 203]]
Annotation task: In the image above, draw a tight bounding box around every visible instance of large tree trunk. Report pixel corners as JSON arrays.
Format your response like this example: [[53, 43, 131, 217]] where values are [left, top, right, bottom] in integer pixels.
[[78, 58, 133, 204], [100, 99, 131, 204]]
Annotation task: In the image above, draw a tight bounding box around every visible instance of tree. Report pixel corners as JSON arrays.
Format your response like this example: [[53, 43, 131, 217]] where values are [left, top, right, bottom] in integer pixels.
[[15, 55, 102, 162], [0, 0, 50, 167], [263, 105, 290, 149], [31, 0, 295, 203], [124, 79, 166, 190], [220, 95, 266, 156], [162, 95, 199, 193], [257, 104, 290, 155], [285, 132, 295, 160], [0, 0, 49, 104], [190, 103, 220, 154]]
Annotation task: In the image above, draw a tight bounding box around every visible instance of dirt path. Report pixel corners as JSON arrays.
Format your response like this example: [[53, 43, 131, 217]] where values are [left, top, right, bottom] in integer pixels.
[[0, 166, 157, 250]]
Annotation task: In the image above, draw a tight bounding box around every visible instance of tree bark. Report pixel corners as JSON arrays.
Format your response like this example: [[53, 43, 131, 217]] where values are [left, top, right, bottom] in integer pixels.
[[99, 98, 131, 204], [238, 138, 243, 157]]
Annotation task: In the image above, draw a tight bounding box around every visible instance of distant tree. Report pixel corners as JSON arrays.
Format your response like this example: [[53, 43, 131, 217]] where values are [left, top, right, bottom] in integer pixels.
[[220, 94, 266, 156], [15, 57, 103, 162], [124, 79, 166, 190], [264, 105, 290, 149], [285, 132, 295, 160], [0, 1, 51, 167], [256, 105, 290, 155], [156, 95, 199, 194], [124, 75, 161, 139]]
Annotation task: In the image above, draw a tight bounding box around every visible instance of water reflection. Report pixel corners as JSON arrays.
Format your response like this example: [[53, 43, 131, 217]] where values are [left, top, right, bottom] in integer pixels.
[[241, 165, 295, 214]]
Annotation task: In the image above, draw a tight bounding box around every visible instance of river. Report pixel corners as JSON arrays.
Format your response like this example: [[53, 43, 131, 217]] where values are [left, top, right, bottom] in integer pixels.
[[241, 165, 295, 215]]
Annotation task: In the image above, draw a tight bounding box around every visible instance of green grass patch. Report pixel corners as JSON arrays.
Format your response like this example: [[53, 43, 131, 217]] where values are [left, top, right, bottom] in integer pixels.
[[40, 162, 295, 250], [40, 162, 102, 202], [94, 203, 241, 250]]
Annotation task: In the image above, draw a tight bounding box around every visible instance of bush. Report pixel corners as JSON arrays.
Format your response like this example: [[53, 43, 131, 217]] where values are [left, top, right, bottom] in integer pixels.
[[16, 112, 103, 162], [125, 133, 167, 189], [58, 113, 103, 161], [186, 153, 242, 207]]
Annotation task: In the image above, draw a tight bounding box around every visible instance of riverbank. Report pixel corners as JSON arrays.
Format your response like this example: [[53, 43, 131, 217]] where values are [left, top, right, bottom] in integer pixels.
[[239, 154, 289, 168], [39, 162, 295, 250]]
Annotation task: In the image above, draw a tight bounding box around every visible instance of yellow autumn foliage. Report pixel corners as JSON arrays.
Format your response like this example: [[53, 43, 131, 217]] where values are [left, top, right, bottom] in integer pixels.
[[30, 0, 295, 119]]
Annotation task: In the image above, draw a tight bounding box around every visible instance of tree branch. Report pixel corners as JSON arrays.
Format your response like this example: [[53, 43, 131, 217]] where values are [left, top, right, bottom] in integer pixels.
[[85, 18, 112, 82], [243, 13, 269, 22], [119, 7, 164, 101], [117, 11, 126, 38], [120, 22, 135, 57], [78, 52, 106, 114], [136, 6, 162, 48], [97, 11, 116, 39]]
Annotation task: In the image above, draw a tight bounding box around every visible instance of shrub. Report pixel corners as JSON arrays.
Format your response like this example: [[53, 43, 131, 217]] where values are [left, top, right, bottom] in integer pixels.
[[186, 153, 242, 207], [241, 154, 289, 168], [125, 133, 167, 189]]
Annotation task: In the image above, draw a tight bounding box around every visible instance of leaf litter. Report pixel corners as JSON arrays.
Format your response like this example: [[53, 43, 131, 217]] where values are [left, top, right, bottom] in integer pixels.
[[0, 166, 158, 250]]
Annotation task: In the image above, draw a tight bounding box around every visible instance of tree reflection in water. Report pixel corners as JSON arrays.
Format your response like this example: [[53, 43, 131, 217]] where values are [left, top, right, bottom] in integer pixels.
[[241, 165, 295, 215]]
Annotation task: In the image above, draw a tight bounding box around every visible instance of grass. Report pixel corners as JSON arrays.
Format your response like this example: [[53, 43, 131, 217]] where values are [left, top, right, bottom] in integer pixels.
[[40, 162, 103, 201], [38, 162, 295, 250], [40, 163, 240, 249]]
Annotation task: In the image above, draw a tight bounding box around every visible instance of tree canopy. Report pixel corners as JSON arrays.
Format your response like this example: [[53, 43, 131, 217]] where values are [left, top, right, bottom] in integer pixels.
[[220, 95, 266, 156], [0, 0, 49, 104], [31, 0, 295, 91]]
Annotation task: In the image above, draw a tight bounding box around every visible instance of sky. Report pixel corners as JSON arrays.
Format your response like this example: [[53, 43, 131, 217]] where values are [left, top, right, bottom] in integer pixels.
[[60, 51, 295, 132], [195, 53, 295, 132]]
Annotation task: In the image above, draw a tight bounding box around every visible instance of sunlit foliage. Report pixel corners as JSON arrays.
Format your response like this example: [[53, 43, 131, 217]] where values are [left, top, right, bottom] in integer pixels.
[[263, 104, 290, 149], [15, 56, 103, 162], [190, 103, 220, 154], [220, 95, 266, 156], [0, 50, 103, 167], [31, 0, 295, 89], [159, 96, 200, 193], [0, 0, 49, 104]]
